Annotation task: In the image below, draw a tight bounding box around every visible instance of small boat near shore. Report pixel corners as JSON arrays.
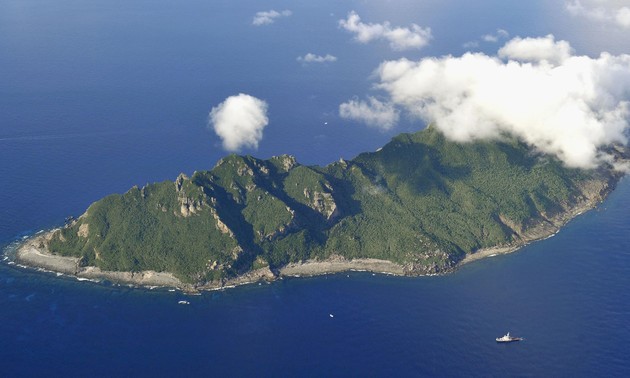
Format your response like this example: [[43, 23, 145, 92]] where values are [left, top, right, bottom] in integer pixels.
[[496, 332, 523, 343]]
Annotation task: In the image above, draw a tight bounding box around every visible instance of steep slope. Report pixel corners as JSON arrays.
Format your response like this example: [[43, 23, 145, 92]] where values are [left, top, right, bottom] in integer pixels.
[[44, 127, 626, 284], [322, 128, 621, 273]]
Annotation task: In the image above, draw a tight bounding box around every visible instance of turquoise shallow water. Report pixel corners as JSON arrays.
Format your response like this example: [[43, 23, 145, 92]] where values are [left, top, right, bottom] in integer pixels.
[[2, 0, 630, 376]]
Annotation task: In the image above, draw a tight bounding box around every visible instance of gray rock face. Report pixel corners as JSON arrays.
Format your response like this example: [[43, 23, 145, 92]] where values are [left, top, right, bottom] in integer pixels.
[[31, 127, 629, 288], [303, 188, 339, 221]]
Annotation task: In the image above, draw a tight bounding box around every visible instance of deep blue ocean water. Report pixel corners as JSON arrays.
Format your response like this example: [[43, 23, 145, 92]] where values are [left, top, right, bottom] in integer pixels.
[[1, 0, 630, 376], [1, 178, 630, 377]]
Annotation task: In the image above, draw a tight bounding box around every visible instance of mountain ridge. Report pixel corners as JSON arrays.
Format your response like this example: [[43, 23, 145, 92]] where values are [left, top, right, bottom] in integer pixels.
[[15, 127, 628, 289]]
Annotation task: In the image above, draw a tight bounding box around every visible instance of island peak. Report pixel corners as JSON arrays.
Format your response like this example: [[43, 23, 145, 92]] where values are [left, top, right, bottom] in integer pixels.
[[14, 128, 628, 290]]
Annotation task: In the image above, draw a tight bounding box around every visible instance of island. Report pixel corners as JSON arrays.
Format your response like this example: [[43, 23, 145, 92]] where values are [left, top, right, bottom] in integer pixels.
[[14, 127, 629, 291]]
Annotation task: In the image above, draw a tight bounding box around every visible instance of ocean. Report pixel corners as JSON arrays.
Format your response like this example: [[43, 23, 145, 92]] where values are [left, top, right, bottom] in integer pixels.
[[2, 178, 630, 376], [1, 0, 630, 376]]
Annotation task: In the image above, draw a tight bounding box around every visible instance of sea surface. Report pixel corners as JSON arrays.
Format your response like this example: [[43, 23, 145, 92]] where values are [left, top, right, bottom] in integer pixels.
[[1, 1, 630, 376]]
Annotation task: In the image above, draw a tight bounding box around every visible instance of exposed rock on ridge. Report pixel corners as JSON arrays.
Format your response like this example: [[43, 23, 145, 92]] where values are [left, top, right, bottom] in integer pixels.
[[18, 128, 627, 289]]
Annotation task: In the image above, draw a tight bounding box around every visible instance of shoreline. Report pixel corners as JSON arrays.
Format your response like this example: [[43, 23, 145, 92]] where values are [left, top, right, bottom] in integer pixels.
[[14, 234, 191, 291], [6, 177, 616, 293], [459, 186, 607, 266], [12, 235, 410, 292]]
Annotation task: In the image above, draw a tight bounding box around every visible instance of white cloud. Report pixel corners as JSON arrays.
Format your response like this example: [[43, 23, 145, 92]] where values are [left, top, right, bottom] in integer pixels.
[[617, 6, 630, 27], [339, 11, 432, 51], [497, 29, 510, 38], [209, 94, 269, 151], [462, 41, 479, 49], [367, 35, 630, 168], [252, 9, 292, 26], [339, 97, 400, 131], [566, 1, 630, 29], [498, 34, 573, 65], [482, 29, 509, 43], [297, 53, 338, 63], [464, 29, 509, 50]]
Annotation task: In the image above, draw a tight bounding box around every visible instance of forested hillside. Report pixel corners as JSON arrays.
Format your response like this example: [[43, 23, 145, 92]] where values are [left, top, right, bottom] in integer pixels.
[[48, 127, 624, 283]]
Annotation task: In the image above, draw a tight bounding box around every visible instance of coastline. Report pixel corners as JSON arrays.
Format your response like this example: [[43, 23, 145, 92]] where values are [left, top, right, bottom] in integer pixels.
[[15, 233, 190, 291], [279, 256, 405, 276], [460, 184, 609, 266], [7, 175, 618, 292], [13, 235, 408, 292]]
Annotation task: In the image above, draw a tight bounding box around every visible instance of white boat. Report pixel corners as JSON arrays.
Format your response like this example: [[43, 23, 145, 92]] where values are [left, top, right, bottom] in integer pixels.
[[178, 300, 190, 305], [496, 332, 523, 343]]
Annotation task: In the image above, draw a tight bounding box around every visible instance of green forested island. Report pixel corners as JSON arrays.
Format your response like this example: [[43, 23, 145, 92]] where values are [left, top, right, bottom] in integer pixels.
[[18, 127, 627, 289]]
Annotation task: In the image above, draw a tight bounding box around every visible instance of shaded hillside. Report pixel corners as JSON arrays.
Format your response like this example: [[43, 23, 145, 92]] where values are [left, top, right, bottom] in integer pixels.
[[48, 127, 625, 283]]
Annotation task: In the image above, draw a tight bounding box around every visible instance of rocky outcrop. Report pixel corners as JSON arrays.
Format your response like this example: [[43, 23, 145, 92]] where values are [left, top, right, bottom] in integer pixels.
[[12, 128, 628, 291], [175, 173, 206, 217], [461, 169, 623, 266], [210, 208, 234, 237], [179, 197, 204, 217], [275, 154, 297, 172], [263, 206, 298, 241], [303, 186, 339, 221], [11, 165, 622, 292], [77, 223, 89, 238]]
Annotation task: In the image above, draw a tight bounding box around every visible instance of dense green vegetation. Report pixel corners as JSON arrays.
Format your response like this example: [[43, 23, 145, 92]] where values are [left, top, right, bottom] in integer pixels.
[[48, 127, 619, 283]]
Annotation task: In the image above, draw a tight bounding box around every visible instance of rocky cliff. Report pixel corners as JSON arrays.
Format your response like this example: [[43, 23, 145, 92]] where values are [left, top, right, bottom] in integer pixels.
[[35, 127, 627, 286]]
